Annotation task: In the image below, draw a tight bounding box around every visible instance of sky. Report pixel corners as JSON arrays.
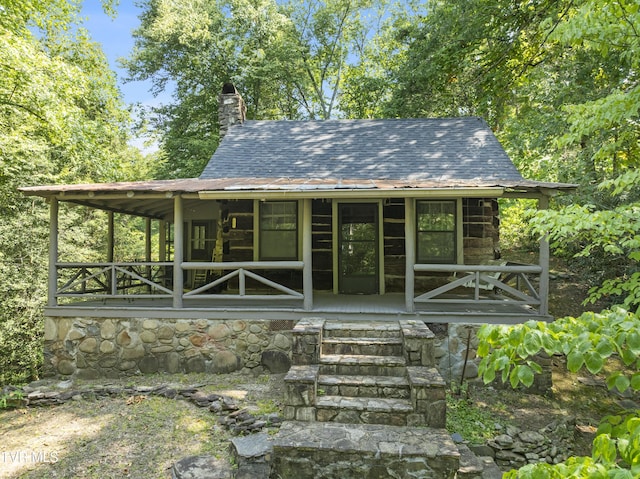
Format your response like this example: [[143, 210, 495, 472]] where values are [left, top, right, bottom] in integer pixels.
[[80, 1, 170, 108]]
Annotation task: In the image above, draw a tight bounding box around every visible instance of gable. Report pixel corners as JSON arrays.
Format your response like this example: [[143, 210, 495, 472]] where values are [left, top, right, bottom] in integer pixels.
[[200, 117, 525, 183]]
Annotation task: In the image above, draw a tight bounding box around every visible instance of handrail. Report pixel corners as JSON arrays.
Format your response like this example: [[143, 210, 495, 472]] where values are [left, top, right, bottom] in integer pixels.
[[55, 262, 173, 298], [181, 261, 304, 270], [182, 261, 304, 299], [412, 263, 543, 311]]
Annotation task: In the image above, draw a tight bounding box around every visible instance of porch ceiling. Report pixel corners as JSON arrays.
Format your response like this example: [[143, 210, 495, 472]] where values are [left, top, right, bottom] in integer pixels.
[[20, 177, 577, 219]]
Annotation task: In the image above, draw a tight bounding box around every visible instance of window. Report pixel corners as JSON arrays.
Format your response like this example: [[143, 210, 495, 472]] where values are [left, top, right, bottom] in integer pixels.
[[416, 200, 456, 263], [259, 201, 298, 260]]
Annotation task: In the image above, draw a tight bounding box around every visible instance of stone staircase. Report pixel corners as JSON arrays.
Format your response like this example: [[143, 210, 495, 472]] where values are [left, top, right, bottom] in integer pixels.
[[270, 318, 501, 479], [283, 319, 446, 428]]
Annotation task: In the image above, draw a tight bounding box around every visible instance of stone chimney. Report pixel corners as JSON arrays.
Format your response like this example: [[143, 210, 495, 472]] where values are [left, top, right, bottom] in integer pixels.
[[218, 83, 246, 138]]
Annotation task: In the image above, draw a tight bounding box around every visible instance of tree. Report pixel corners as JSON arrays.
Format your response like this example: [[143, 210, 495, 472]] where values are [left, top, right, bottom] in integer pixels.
[[123, 0, 388, 178], [0, 0, 145, 385]]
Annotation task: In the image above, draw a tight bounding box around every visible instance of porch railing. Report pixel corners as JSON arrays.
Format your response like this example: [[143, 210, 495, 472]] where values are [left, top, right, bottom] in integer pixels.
[[55, 261, 304, 302], [56, 262, 173, 299], [413, 263, 543, 312], [182, 261, 304, 300]]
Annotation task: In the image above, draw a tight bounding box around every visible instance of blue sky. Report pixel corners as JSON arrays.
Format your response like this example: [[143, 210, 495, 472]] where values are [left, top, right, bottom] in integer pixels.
[[81, 1, 170, 107]]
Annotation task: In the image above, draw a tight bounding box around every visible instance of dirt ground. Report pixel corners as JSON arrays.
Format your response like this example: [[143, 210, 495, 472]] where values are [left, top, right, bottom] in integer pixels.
[[0, 256, 631, 479]]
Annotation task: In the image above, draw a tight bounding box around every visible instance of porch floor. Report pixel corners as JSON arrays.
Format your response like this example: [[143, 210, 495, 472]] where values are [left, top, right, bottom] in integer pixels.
[[47, 292, 549, 324]]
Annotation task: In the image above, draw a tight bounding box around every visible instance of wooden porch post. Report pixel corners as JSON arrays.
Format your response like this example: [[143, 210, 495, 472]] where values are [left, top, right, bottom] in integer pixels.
[[48, 198, 59, 307], [107, 211, 114, 263], [173, 195, 184, 308], [159, 221, 166, 262], [538, 195, 550, 316], [302, 199, 313, 311], [405, 198, 415, 312], [145, 218, 152, 262]]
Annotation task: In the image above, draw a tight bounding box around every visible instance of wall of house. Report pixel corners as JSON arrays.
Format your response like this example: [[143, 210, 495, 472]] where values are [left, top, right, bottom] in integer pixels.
[[463, 198, 500, 264], [43, 316, 294, 379], [219, 197, 500, 292]]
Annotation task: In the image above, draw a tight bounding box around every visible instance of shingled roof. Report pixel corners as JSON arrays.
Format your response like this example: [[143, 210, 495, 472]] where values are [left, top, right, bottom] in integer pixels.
[[200, 118, 525, 183]]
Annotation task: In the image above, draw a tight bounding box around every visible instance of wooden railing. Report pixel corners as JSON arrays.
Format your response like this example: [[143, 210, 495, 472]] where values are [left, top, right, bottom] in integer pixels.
[[55, 261, 305, 303], [413, 263, 544, 312], [182, 261, 304, 300], [56, 262, 173, 299]]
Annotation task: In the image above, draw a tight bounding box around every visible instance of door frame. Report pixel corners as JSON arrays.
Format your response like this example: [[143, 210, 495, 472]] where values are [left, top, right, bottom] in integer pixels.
[[332, 200, 385, 295]]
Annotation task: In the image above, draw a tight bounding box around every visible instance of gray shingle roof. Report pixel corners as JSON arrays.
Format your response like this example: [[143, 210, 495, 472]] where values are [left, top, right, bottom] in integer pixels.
[[199, 118, 525, 183]]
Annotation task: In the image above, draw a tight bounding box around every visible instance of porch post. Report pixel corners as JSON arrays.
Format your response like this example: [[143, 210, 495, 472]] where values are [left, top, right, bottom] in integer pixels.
[[405, 198, 415, 312], [145, 218, 152, 262], [159, 221, 166, 262], [302, 198, 313, 311], [107, 211, 114, 263], [173, 195, 184, 308], [538, 195, 550, 316], [48, 197, 59, 307]]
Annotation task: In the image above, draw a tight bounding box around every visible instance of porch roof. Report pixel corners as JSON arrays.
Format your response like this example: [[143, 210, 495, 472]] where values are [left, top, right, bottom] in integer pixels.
[[20, 176, 577, 219]]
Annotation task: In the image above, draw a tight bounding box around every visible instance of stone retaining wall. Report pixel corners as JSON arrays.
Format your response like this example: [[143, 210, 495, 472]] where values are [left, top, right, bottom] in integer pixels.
[[43, 317, 293, 379], [43, 317, 550, 393], [431, 323, 551, 394]]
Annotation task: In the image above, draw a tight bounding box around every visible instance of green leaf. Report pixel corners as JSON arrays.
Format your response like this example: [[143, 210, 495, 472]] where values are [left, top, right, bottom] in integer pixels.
[[614, 375, 631, 394], [517, 365, 535, 387], [567, 350, 585, 372], [585, 352, 605, 374], [627, 331, 640, 355], [631, 373, 640, 391], [523, 331, 542, 356]]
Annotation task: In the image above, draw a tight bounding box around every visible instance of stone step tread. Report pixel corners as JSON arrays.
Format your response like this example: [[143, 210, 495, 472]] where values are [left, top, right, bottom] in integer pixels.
[[320, 354, 406, 366], [273, 421, 459, 460], [317, 374, 408, 388], [316, 395, 413, 413], [322, 337, 402, 345], [323, 321, 401, 332]]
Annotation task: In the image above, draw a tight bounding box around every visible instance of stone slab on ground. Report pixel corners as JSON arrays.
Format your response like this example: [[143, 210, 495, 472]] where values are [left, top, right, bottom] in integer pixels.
[[171, 455, 232, 479], [271, 420, 460, 479]]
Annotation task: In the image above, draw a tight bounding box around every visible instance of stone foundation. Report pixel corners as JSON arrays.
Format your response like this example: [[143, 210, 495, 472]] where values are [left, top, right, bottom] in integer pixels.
[[43, 317, 292, 379]]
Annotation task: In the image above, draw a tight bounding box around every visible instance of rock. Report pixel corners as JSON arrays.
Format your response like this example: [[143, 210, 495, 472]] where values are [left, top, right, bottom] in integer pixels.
[[186, 357, 206, 373], [79, 338, 98, 353], [494, 434, 514, 448], [260, 350, 291, 374], [518, 430, 545, 444], [100, 320, 116, 340], [139, 356, 159, 374], [171, 455, 233, 479], [212, 351, 241, 374], [451, 433, 464, 443], [230, 433, 272, 479]]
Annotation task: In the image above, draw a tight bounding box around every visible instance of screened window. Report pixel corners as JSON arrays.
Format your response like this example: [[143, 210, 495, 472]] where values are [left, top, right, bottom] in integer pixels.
[[259, 201, 298, 260], [416, 200, 456, 263]]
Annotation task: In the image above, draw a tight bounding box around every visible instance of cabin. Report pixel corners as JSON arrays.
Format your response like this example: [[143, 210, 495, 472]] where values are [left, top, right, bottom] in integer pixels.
[[20, 85, 576, 380]]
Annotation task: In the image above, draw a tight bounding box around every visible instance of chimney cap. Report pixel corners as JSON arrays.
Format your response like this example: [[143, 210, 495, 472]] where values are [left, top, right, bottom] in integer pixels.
[[222, 83, 238, 95]]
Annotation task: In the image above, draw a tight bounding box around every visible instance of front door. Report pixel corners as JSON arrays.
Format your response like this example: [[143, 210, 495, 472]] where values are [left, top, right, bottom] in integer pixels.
[[338, 203, 379, 294]]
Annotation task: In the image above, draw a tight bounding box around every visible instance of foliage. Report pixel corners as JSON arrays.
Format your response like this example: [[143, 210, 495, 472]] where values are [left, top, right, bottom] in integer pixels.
[[478, 309, 640, 477], [123, 0, 390, 178], [0, 0, 146, 385], [531, 171, 640, 310], [445, 387, 498, 445]]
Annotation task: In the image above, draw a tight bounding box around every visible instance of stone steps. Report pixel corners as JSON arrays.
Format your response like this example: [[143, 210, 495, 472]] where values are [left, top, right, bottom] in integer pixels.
[[274, 318, 503, 479], [319, 353, 406, 376], [271, 421, 460, 479], [321, 336, 403, 356], [316, 395, 414, 426], [317, 374, 410, 399], [322, 321, 401, 338]]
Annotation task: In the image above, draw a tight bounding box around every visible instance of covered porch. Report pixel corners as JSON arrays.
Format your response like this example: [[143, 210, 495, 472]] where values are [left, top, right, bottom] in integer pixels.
[[20, 178, 573, 325]]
